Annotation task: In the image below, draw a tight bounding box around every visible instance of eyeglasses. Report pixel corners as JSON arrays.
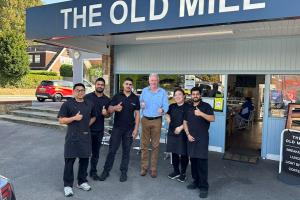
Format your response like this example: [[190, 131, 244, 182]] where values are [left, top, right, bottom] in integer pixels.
[[75, 89, 85, 93]]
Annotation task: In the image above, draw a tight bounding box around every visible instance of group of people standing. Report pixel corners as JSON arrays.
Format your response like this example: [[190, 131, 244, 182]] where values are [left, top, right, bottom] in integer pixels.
[[58, 74, 215, 199]]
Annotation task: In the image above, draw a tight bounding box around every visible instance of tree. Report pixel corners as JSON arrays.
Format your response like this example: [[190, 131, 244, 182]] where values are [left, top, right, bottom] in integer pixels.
[[0, 0, 42, 34], [0, 31, 30, 84]]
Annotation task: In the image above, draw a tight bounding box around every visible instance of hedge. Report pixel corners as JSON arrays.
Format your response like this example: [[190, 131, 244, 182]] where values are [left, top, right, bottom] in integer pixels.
[[29, 70, 58, 76], [0, 74, 62, 88]]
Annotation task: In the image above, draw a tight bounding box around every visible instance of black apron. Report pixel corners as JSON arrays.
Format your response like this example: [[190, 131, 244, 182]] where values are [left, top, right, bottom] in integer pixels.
[[166, 103, 188, 155], [60, 99, 93, 158], [185, 101, 213, 159]]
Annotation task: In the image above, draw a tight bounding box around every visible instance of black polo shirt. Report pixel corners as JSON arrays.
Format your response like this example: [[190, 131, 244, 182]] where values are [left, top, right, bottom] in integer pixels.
[[184, 100, 214, 159], [184, 101, 214, 141], [85, 92, 111, 132], [167, 103, 189, 134], [110, 91, 140, 130], [57, 98, 95, 158]]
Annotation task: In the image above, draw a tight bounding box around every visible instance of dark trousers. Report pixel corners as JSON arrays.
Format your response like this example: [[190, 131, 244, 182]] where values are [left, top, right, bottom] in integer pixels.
[[103, 127, 133, 173], [190, 158, 209, 191], [90, 131, 104, 175], [63, 158, 89, 187], [172, 153, 189, 174]]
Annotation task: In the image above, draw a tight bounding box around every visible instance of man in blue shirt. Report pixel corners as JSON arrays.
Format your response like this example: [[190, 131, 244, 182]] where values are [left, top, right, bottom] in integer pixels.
[[234, 97, 254, 128], [140, 74, 169, 178]]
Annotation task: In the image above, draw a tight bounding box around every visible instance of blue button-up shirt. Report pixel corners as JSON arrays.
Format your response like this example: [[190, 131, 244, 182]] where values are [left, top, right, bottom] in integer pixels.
[[140, 87, 169, 117]]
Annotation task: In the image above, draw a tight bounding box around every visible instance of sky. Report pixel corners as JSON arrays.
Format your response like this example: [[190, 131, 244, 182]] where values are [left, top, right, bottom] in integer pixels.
[[43, 0, 67, 4]]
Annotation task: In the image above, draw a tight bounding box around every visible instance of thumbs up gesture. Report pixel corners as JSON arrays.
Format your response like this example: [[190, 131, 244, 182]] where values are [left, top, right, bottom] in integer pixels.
[[73, 111, 83, 121], [115, 102, 123, 112], [102, 106, 108, 116], [194, 107, 203, 117]]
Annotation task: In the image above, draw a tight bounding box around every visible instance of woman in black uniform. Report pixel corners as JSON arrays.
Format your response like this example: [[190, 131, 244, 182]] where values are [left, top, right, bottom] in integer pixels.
[[166, 88, 189, 182]]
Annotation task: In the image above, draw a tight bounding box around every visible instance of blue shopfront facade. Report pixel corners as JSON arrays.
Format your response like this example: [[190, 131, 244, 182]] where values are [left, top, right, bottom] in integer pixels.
[[27, 0, 300, 161]]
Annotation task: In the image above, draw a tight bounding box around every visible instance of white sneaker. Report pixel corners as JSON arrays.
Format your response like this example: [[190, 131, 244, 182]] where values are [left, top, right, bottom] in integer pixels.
[[64, 186, 73, 197], [77, 182, 91, 191]]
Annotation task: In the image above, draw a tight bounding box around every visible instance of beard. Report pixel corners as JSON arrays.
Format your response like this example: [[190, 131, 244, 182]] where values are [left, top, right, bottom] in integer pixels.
[[192, 97, 201, 102], [96, 88, 104, 93]]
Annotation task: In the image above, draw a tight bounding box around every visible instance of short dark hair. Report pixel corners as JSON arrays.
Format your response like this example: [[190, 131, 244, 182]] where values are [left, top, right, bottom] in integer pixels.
[[191, 87, 201, 94], [124, 77, 133, 83], [245, 97, 252, 101], [173, 88, 185, 96], [73, 83, 85, 90], [95, 77, 105, 85]]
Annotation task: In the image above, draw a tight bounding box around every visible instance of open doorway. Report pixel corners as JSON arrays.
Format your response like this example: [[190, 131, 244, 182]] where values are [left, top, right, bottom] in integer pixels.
[[225, 75, 265, 162]]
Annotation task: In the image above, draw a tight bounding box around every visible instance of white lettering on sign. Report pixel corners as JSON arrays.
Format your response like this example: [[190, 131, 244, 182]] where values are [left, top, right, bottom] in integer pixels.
[[73, 6, 87, 28], [60, 0, 267, 30], [89, 4, 102, 27], [60, 4, 103, 29], [180, 0, 204, 17], [244, 0, 265, 10], [150, 0, 169, 21], [208, 0, 215, 14], [131, 0, 146, 23], [286, 139, 296, 144], [60, 8, 72, 29], [110, 1, 128, 25]]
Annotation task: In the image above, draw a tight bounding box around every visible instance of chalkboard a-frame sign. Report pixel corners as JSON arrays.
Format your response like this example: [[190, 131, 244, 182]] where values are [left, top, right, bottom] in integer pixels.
[[278, 129, 300, 185]]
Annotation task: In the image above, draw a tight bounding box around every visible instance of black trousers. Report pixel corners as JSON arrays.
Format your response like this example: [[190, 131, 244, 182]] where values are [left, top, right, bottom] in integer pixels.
[[103, 127, 133, 173], [63, 157, 89, 187], [89, 131, 104, 175], [172, 153, 189, 174], [190, 158, 209, 191]]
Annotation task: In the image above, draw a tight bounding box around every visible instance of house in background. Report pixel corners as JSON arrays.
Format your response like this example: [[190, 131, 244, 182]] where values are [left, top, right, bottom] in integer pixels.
[[27, 44, 102, 79], [27, 44, 73, 74]]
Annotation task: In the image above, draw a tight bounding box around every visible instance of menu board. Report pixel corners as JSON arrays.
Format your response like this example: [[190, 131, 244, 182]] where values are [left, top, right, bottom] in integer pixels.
[[280, 130, 300, 177]]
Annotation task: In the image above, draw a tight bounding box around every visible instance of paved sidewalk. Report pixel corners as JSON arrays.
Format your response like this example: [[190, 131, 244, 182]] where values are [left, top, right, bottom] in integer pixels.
[[0, 120, 299, 200], [0, 96, 36, 101]]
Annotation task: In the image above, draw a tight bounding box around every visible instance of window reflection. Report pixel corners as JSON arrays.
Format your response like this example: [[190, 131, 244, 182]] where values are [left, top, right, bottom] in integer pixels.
[[270, 75, 300, 117]]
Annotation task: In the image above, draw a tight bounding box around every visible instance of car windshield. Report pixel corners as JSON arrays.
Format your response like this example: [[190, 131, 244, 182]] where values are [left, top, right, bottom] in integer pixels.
[[40, 81, 53, 86]]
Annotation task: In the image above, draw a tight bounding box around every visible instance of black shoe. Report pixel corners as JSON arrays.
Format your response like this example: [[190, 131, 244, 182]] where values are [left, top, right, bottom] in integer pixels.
[[120, 172, 127, 182], [177, 174, 187, 182], [90, 173, 101, 181], [99, 171, 109, 181], [199, 191, 208, 198], [187, 182, 198, 190], [168, 171, 180, 180]]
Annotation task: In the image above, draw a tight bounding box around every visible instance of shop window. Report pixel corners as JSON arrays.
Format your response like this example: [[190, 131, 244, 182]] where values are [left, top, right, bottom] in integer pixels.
[[118, 74, 225, 111], [269, 75, 300, 117]]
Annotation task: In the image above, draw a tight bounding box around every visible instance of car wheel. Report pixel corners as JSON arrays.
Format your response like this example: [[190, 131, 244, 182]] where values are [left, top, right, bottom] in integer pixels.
[[53, 93, 62, 102], [37, 97, 46, 102]]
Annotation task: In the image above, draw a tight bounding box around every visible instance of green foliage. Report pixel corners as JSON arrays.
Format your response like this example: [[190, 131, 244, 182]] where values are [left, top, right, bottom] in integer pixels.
[[0, 0, 42, 34], [30, 70, 57, 76], [0, 30, 29, 81], [87, 64, 102, 81], [0, 73, 61, 88], [60, 64, 73, 77]]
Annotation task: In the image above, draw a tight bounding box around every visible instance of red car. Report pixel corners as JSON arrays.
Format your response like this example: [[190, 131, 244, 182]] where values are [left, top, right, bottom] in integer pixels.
[[0, 175, 16, 200], [35, 80, 73, 102]]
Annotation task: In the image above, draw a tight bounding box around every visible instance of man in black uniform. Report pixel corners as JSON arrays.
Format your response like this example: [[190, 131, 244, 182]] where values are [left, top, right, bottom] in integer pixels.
[[85, 78, 111, 180], [183, 87, 215, 199], [58, 83, 96, 197], [99, 77, 140, 182]]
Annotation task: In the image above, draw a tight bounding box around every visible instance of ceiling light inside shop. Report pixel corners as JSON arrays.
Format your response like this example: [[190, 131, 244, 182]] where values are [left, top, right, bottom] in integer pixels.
[[136, 30, 234, 41]]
